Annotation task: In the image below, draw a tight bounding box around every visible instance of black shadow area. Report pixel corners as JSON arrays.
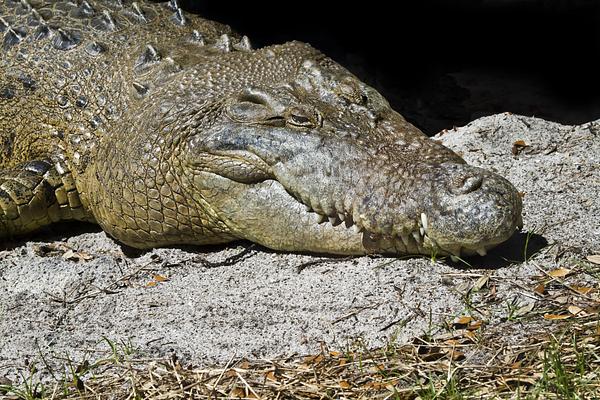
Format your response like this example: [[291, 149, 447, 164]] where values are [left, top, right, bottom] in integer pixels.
[[450, 231, 548, 270], [0, 221, 101, 252]]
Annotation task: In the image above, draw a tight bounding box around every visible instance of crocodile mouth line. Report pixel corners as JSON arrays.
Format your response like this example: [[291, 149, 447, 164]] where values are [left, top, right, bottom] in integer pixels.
[[302, 202, 513, 259]]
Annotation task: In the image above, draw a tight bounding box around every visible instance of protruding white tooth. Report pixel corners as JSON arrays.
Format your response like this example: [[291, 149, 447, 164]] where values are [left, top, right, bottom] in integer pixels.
[[316, 214, 326, 224], [353, 225, 362, 234], [400, 232, 410, 246], [338, 213, 345, 222], [412, 231, 421, 243], [420, 227, 425, 236], [476, 247, 487, 256], [450, 255, 460, 262], [305, 205, 312, 213], [328, 216, 339, 225], [420, 213, 428, 232]]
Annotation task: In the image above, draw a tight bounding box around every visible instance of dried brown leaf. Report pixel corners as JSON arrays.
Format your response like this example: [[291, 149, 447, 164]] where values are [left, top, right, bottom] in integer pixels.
[[543, 313, 571, 320], [467, 320, 483, 330], [303, 354, 323, 365], [463, 330, 477, 341], [62, 250, 93, 262], [443, 339, 460, 346], [153, 274, 169, 282], [548, 267, 572, 278], [510, 361, 523, 369], [534, 283, 546, 295], [586, 254, 600, 265], [446, 348, 465, 361], [363, 381, 386, 390], [339, 380, 351, 389], [229, 387, 249, 398], [453, 316, 473, 326], [472, 275, 489, 291], [568, 305, 584, 316], [572, 286, 594, 295], [512, 140, 529, 155], [224, 369, 237, 378], [33, 242, 71, 257], [265, 371, 277, 382]]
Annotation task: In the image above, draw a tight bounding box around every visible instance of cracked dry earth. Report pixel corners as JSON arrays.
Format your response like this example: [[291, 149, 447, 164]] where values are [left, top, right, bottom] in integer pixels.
[[0, 113, 599, 381]]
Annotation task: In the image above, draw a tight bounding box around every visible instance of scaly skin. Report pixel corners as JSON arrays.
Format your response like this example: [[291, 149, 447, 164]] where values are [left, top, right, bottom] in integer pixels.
[[0, 0, 523, 257]]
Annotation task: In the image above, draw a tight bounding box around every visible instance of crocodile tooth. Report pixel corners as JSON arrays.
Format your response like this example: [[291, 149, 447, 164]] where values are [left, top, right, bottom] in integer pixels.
[[352, 225, 362, 234], [419, 227, 425, 236], [328, 216, 338, 225], [412, 231, 421, 244], [338, 213, 345, 222], [316, 214, 326, 224], [420, 212, 428, 232], [399, 232, 410, 247], [450, 255, 460, 262], [304, 205, 312, 213], [476, 247, 487, 256]]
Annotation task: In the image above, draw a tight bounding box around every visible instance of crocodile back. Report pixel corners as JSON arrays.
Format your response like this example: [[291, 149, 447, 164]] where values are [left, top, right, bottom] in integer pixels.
[[0, 0, 234, 171]]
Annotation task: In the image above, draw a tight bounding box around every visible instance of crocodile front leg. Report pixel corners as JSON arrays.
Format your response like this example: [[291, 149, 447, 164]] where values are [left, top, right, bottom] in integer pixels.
[[0, 160, 94, 239]]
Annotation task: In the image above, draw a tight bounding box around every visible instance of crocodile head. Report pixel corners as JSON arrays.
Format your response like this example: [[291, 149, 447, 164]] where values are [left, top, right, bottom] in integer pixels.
[[156, 42, 522, 257]]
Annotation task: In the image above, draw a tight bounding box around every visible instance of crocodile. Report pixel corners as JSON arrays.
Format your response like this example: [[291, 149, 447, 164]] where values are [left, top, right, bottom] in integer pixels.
[[0, 0, 523, 258]]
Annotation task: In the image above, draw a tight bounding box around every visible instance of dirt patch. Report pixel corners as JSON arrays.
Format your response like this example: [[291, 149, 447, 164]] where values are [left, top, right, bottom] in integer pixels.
[[1, 114, 599, 383]]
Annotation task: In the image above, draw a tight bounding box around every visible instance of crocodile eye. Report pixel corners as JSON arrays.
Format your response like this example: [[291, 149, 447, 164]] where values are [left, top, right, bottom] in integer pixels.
[[286, 107, 320, 128], [289, 114, 312, 126]]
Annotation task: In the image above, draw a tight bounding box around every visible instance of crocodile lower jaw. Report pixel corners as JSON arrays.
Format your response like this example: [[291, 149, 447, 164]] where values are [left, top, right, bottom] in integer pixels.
[[302, 205, 519, 258]]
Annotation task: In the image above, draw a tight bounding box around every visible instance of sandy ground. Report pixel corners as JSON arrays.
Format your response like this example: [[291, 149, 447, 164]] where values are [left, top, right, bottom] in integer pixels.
[[1, 113, 599, 381]]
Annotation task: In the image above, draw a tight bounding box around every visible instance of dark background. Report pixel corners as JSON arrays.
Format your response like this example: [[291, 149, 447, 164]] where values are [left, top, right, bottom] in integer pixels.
[[178, 0, 600, 135]]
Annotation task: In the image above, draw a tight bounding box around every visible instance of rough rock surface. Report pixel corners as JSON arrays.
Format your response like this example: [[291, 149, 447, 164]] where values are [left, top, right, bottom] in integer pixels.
[[1, 113, 598, 380]]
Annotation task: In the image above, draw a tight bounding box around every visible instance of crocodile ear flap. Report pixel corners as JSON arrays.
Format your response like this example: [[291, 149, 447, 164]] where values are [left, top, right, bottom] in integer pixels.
[[225, 87, 286, 126], [226, 100, 273, 123]]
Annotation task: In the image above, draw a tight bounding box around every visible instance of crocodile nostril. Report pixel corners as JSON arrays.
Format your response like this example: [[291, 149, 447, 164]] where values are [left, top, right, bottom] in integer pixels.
[[453, 175, 483, 194]]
